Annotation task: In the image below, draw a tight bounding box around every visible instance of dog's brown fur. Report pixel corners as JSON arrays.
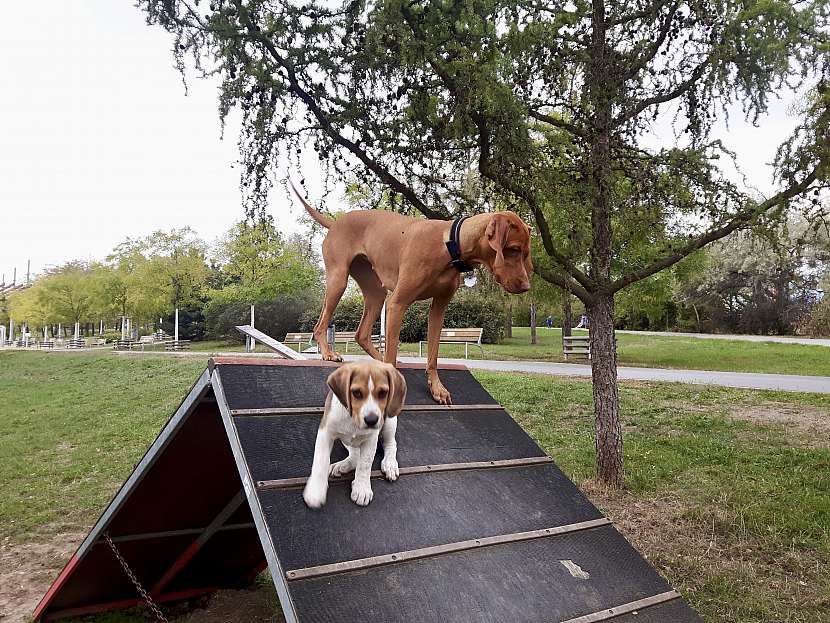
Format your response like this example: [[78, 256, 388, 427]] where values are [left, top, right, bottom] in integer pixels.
[[292, 183, 532, 404]]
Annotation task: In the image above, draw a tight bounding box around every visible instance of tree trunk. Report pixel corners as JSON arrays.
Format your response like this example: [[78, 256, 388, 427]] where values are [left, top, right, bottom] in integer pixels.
[[562, 292, 573, 339], [505, 299, 513, 338], [588, 292, 623, 488], [529, 301, 537, 345], [586, 0, 623, 487]]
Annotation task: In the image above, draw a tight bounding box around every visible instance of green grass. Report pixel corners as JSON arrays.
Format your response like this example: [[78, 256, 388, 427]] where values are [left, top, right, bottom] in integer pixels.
[[2, 351, 828, 622], [482, 327, 830, 376], [0, 352, 204, 538], [187, 327, 830, 376]]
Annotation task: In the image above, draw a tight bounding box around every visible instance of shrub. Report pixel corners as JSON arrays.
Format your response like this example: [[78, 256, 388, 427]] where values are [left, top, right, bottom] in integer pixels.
[[205, 289, 321, 342], [161, 304, 206, 341], [293, 289, 505, 344], [799, 299, 830, 337], [399, 292, 505, 344]]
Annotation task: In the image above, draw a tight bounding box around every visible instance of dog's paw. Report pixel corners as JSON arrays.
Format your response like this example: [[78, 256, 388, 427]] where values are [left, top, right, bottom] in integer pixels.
[[430, 385, 453, 405], [381, 456, 399, 481], [329, 458, 355, 477], [322, 351, 343, 362], [350, 481, 374, 506], [303, 481, 327, 509]]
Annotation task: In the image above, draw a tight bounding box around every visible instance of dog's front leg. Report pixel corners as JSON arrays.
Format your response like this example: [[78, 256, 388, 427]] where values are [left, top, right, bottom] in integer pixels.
[[350, 431, 379, 506], [380, 416, 399, 481], [426, 292, 454, 404], [303, 429, 334, 509]]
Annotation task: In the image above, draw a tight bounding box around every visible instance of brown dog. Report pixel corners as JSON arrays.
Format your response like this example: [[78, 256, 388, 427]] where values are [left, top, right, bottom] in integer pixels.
[[291, 183, 532, 404]]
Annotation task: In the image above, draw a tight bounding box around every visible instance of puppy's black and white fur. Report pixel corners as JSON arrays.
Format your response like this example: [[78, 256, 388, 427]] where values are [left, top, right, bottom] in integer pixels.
[[303, 361, 407, 508]]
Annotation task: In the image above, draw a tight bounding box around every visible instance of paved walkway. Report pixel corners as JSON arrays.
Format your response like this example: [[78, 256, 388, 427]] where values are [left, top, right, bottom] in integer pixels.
[[614, 329, 830, 348]]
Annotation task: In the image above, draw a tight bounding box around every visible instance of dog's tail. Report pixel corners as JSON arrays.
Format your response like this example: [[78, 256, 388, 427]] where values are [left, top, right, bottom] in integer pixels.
[[289, 180, 334, 229]]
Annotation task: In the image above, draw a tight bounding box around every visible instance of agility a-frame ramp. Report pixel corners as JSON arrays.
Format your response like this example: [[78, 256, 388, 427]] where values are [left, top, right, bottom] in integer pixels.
[[34, 358, 702, 622]]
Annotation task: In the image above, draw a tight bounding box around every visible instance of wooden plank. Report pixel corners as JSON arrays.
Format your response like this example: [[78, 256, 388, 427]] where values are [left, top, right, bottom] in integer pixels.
[[234, 325, 306, 360], [230, 403, 504, 417], [285, 518, 611, 580], [559, 591, 682, 623], [256, 456, 555, 490]]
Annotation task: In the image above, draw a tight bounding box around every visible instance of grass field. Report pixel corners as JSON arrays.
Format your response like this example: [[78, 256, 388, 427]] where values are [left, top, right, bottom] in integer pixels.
[[191, 327, 830, 376], [1, 351, 828, 622]]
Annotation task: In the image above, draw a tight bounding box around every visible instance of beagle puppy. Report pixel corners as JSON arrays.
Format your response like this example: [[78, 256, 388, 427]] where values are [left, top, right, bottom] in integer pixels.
[[303, 361, 407, 508]]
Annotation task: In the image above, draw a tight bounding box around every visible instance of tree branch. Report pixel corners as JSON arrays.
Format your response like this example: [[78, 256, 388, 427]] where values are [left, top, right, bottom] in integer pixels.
[[396, 5, 596, 294], [533, 260, 593, 304], [622, 2, 680, 81], [232, 0, 447, 220], [527, 109, 587, 138], [616, 57, 710, 124], [610, 167, 821, 292]]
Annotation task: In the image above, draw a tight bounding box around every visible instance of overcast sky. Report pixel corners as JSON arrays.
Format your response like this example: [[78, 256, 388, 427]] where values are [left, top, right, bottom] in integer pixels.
[[0, 2, 803, 284]]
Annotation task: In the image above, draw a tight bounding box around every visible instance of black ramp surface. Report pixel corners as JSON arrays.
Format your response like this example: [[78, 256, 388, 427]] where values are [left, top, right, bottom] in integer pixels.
[[214, 360, 701, 623], [289, 526, 676, 622], [235, 409, 545, 482], [262, 464, 603, 570], [219, 363, 497, 410]]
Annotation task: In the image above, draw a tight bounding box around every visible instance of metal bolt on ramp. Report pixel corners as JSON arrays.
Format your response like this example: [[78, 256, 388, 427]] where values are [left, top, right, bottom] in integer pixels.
[[33, 358, 701, 622]]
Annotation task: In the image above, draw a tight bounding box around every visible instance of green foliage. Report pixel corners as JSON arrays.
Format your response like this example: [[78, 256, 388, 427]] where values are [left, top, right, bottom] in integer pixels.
[[9, 262, 98, 327], [801, 298, 830, 336], [205, 220, 322, 314], [205, 288, 321, 341], [301, 288, 506, 343]]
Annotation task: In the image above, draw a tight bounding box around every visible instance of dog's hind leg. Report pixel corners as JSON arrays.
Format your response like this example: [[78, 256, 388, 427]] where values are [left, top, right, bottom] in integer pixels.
[[350, 257, 386, 360], [330, 444, 358, 477], [314, 262, 349, 362]]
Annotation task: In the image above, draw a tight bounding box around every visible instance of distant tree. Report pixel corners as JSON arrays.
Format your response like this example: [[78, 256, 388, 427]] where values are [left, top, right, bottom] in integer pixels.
[[677, 219, 829, 334], [141, 0, 830, 487], [10, 262, 96, 328], [209, 219, 321, 306]]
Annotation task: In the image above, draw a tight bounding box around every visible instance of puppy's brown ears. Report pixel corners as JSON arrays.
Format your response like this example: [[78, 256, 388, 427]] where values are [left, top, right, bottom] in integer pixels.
[[327, 365, 352, 412], [486, 213, 512, 268], [383, 364, 407, 419]]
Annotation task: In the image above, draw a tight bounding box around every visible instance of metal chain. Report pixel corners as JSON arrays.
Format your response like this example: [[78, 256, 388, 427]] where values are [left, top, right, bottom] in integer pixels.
[[104, 532, 169, 623]]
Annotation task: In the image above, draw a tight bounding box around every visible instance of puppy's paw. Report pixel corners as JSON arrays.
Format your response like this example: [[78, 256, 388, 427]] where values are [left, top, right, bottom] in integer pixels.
[[350, 481, 374, 506], [322, 351, 343, 362], [303, 481, 327, 509], [381, 456, 399, 481], [329, 457, 355, 477]]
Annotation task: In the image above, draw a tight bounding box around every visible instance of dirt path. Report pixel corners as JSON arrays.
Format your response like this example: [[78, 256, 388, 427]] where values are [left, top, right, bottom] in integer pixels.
[[0, 532, 283, 623], [0, 532, 84, 622]]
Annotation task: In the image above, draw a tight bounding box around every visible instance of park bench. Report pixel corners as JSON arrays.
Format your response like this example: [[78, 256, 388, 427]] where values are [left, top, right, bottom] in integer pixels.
[[164, 339, 191, 351], [419, 327, 484, 359], [66, 338, 86, 349], [114, 339, 135, 350], [284, 331, 385, 354], [563, 334, 591, 360], [38, 340, 55, 349]]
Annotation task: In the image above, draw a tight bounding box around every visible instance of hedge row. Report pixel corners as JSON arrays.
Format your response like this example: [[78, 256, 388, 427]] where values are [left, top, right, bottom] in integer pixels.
[[205, 289, 505, 344]]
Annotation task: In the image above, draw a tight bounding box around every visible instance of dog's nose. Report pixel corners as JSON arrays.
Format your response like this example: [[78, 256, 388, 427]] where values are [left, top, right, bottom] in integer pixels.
[[364, 414, 379, 428], [515, 281, 530, 293]]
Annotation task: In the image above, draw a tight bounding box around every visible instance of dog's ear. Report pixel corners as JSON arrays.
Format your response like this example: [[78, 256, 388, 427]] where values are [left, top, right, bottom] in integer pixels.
[[486, 213, 512, 268], [383, 364, 407, 419], [326, 365, 352, 412]]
